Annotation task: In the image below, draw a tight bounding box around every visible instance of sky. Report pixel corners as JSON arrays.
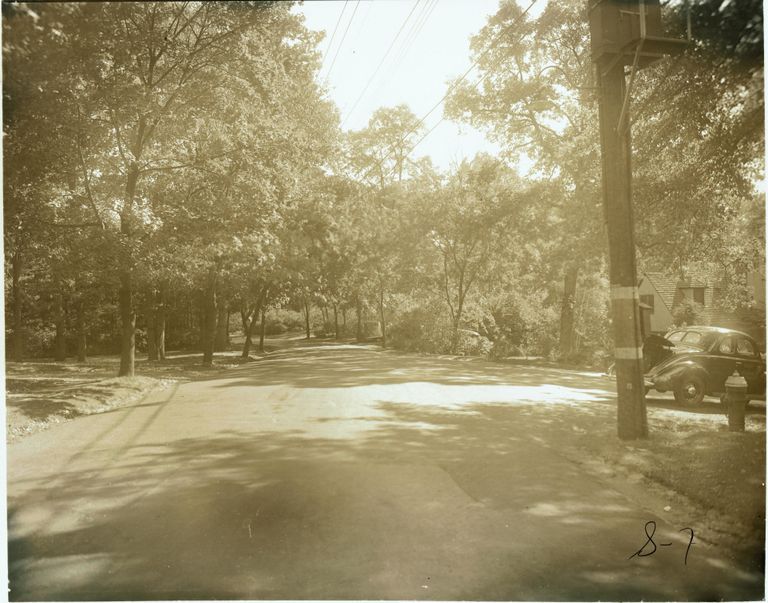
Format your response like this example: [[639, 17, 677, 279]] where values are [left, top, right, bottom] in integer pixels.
[[295, 0, 547, 172]]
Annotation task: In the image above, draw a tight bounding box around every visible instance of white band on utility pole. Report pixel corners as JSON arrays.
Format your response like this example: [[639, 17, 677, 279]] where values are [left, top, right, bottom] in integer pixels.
[[614, 347, 644, 360], [610, 286, 639, 300]]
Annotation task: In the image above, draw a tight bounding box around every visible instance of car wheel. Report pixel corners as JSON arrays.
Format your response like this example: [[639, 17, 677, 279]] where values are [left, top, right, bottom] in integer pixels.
[[674, 373, 706, 406]]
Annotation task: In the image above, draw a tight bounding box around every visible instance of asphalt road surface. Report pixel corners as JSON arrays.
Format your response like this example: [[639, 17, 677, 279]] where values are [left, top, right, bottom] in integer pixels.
[[7, 340, 765, 601]]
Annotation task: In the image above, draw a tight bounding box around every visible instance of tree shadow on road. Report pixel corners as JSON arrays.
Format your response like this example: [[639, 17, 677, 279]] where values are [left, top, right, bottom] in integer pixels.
[[8, 384, 764, 601], [213, 343, 765, 422]]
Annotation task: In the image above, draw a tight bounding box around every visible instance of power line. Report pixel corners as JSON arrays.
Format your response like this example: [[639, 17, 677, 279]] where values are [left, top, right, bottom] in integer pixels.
[[392, 0, 433, 65], [403, 0, 538, 150], [340, 0, 423, 127], [388, 0, 438, 77], [370, 0, 438, 100], [324, 0, 361, 83], [356, 0, 539, 184], [319, 1, 348, 76]]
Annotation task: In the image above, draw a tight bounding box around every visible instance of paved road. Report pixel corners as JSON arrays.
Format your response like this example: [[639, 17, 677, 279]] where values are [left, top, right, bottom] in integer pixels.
[[7, 340, 764, 600]]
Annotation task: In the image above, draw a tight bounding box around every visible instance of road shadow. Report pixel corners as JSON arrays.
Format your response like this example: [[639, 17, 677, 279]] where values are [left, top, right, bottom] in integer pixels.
[[6, 377, 96, 422], [213, 342, 765, 420], [8, 391, 764, 601], [213, 341, 617, 389]]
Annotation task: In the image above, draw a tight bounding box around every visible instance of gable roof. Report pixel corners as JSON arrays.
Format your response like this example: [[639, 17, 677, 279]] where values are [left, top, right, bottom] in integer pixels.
[[642, 266, 727, 327], [641, 271, 677, 313], [678, 264, 721, 289]]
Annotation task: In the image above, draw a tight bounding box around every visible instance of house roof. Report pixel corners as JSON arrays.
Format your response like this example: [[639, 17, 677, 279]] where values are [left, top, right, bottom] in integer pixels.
[[642, 265, 727, 327], [678, 264, 721, 289], [641, 272, 678, 313]]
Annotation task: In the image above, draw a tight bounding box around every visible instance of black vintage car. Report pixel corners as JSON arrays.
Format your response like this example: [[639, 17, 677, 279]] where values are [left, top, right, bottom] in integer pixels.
[[644, 326, 766, 405]]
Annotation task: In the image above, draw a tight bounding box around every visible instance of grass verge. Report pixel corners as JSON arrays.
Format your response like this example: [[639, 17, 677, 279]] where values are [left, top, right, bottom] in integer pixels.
[[6, 349, 253, 442]]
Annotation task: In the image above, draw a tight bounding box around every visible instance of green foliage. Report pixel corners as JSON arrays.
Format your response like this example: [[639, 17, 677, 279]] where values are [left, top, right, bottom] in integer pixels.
[[486, 290, 559, 359], [673, 299, 705, 327], [388, 299, 454, 354], [346, 105, 424, 187], [3, 2, 337, 364], [263, 310, 305, 336], [3, 2, 761, 371]]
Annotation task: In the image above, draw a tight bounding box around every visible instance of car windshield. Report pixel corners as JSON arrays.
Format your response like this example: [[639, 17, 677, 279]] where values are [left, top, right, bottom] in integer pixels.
[[681, 331, 703, 345], [665, 330, 705, 346]]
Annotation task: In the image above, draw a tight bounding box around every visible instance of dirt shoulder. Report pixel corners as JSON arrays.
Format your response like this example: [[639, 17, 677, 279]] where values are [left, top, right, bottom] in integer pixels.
[[5, 350, 257, 442]]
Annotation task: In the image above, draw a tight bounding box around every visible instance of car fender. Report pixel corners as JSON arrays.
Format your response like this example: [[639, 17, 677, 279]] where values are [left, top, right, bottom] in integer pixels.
[[651, 359, 710, 393]]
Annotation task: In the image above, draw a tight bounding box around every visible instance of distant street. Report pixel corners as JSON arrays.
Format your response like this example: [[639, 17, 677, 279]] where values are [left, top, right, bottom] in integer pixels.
[[7, 340, 765, 601]]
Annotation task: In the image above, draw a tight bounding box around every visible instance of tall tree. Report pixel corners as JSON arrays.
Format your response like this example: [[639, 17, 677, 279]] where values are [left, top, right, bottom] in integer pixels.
[[445, 1, 603, 359], [4, 2, 339, 371]]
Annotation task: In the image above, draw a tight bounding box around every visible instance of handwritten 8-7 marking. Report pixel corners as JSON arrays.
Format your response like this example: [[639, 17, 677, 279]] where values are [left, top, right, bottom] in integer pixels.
[[628, 521, 695, 565]]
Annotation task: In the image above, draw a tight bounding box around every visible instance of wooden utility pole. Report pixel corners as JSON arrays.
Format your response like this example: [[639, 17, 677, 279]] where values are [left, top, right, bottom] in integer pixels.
[[596, 61, 648, 439], [589, 0, 687, 439]]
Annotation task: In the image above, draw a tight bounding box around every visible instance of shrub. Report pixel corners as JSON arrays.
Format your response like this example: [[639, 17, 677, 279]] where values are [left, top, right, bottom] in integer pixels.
[[673, 299, 704, 327], [388, 301, 453, 354], [487, 292, 559, 359], [264, 320, 287, 335], [456, 330, 493, 356], [313, 321, 336, 338], [12, 322, 55, 358], [263, 309, 304, 335]]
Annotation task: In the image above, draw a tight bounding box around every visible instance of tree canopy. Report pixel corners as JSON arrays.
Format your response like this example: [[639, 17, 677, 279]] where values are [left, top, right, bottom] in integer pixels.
[[4, 1, 763, 371]]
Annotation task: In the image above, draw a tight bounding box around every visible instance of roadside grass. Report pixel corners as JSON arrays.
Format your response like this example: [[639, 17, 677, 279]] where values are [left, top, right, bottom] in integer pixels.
[[565, 397, 765, 566], [5, 348, 257, 442], [480, 348, 764, 550]]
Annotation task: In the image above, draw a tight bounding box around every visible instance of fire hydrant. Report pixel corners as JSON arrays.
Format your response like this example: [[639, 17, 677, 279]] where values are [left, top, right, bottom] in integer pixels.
[[725, 369, 748, 432]]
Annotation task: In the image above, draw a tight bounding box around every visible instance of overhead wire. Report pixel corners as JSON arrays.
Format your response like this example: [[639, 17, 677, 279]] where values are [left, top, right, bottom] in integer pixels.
[[324, 0, 361, 83], [340, 0, 424, 127], [388, 0, 438, 79], [391, 0, 433, 64], [355, 0, 540, 185], [319, 0, 348, 76], [369, 0, 438, 100]]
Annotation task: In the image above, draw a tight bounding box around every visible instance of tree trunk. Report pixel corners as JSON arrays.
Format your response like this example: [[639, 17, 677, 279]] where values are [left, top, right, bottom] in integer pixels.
[[240, 305, 250, 336], [118, 270, 136, 375], [197, 294, 206, 351], [146, 293, 158, 361], [215, 302, 228, 351], [450, 317, 461, 355], [259, 308, 266, 353], [54, 290, 66, 361], [451, 274, 467, 355], [241, 304, 256, 359], [304, 298, 311, 340], [241, 288, 267, 358], [333, 304, 339, 340], [356, 295, 363, 342], [342, 308, 347, 327], [118, 163, 139, 377], [9, 250, 24, 361], [378, 286, 386, 348], [76, 299, 87, 362], [202, 268, 218, 367], [156, 287, 166, 360], [559, 266, 579, 360], [241, 317, 254, 358]]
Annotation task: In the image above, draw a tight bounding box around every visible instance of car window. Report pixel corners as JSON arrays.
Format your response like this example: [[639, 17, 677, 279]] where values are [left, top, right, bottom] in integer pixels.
[[736, 337, 756, 357], [681, 332, 703, 345], [718, 337, 734, 354], [666, 331, 685, 342]]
